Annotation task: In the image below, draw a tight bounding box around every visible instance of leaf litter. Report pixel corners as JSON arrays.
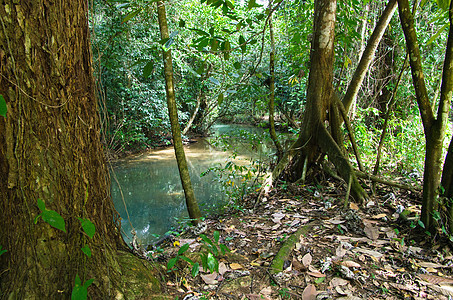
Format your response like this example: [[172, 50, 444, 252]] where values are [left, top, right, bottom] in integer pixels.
[[156, 178, 453, 299]]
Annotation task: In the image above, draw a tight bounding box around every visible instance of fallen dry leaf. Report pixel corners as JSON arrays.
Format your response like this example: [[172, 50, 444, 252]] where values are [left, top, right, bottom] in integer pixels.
[[307, 271, 326, 278], [200, 272, 218, 285], [302, 284, 317, 300], [352, 247, 384, 259], [218, 262, 228, 275], [259, 286, 272, 295], [230, 263, 244, 270], [371, 213, 388, 219], [349, 203, 359, 210], [302, 253, 312, 267], [329, 277, 350, 287], [364, 224, 379, 240], [340, 260, 361, 268]]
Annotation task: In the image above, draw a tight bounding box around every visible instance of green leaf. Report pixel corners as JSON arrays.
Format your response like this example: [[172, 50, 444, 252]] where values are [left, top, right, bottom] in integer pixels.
[[315, 276, 325, 284], [217, 94, 224, 106], [209, 77, 220, 86], [191, 263, 200, 277], [427, 23, 449, 45], [0, 95, 6, 118], [220, 244, 230, 254], [81, 245, 92, 258], [71, 274, 87, 300], [233, 62, 241, 69], [179, 19, 186, 28], [37, 198, 46, 211], [167, 257, 178, 270], [143, 61, 154, 78], [206, 252, 218, 273], [178, 243, 190, 255], [83, 279, 94, 289], [211, 39, 219, 52], [223, 40, 231, 60], [78, 218, 95, 239], [436, 0, 451, 10], [180, 255, 194, 265], [0, 245, 7, 256], [122, 8, 142, 24], [197, 38, 209, 51], [200, 234, 213, 246], [239, 35, 246, 53], [418, 220, 425, 229], [42, 209, 66, 233], [213, 231, 220, 244]]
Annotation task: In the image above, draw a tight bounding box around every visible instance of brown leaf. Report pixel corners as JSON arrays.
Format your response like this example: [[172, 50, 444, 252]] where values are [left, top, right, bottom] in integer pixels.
[[349, 203, 359, 210], [302, 253, 312, 267], [302, 284, 317, 300], [418, 274, 453, 285], [340, 260, 361, 268], [200, 272, 218, 285], [329, 277, 350, 288], [230, 263, 244, 270], [371, 213, 388, 219], [307, 271, 326, 278], [364, 224, 379, 240], [218, 262, 228, 275]]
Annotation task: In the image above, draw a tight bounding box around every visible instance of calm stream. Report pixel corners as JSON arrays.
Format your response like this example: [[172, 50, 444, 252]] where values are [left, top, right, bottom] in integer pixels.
[[111, 124, 277, 246]]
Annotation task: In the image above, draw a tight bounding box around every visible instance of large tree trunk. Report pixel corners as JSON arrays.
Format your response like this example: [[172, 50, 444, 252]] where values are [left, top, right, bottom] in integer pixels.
[[268, 0, 368, 204], [0, 1, 162, 298], [157, 1, 202, 225], [398, 0, 453, 231]]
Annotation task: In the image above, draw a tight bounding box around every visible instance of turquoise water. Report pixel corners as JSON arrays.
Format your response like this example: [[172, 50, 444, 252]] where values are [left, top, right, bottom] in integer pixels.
[[111, 124, 278, 246]]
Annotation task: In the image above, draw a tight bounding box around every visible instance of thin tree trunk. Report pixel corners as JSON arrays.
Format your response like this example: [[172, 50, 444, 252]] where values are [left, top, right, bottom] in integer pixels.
[[398, 0, 453, 230], [157, 1, 202, 225], [268, 10, 283, 160], [342, 0, 397, 113]]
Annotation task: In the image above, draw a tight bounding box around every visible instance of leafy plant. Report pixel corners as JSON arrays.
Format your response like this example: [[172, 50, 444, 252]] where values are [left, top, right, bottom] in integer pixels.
[[199, 231, 229, 273], [71, 274, 94, 300], [167, 243, 199, 277], [34, 199, 66, 233], [0, 94, 6, 118], [0, 245, 6, 256]]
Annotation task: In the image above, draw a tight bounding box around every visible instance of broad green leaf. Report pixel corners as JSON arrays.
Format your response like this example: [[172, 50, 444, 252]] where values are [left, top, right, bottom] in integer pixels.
[[178, 243, 190, 255], [190, 28, 210, 36], [122, 8, 141, 24], [213, 231, 220, 243], [220, 244, 230, 254], [81, 245, 92, 258], [83, 279, 94, 289], [206, 252, 218, 273], [78, 218, 95, 239], [180, 255, 194, 265], [209, 77, 220, 86], [191, 263, 200, 277], [0, 95, 6, 118], [37, 198, 46, 211], [233, 62, 241, 69], [197, 38, 210, 51], [179, 19, 186, 28], [143, 61, 154, 78], [418, 220, 425, 229], [218, 94, 224, 106], [239, 35, 246, 53], [223, 40, 231, 60], [71, 274, 87, 300], [167, 257, 178, 270], [42, 210, 66, 233], [200, 234, 214, 246], [211, 39, 219, 52]]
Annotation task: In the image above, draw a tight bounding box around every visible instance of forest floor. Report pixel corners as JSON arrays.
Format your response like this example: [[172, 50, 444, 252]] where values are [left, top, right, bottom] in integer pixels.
[[152, 174, 453, 300]]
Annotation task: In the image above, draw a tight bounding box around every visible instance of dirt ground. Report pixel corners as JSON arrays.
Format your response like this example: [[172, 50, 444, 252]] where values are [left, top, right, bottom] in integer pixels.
[[153, 177, 453, 299]]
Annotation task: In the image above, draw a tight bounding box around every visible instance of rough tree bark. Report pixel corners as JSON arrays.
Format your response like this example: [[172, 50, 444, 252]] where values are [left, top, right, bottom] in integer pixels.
[[157, 1, 202, 225], [398, 0, 453, 230], [0, 1, 162, 298]]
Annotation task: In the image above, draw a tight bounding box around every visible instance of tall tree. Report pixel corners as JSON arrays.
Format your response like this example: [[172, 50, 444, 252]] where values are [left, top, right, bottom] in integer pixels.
[[0, 1, 161, 298], [157, 1, 202, 225], [398, 0, 453, 230]]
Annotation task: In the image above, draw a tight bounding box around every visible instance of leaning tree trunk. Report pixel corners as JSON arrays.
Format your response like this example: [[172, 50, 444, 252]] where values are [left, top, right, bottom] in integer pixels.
[[157, 1, 202, 225], [0, 1, 162, 298], [398, 0, 453, 231]]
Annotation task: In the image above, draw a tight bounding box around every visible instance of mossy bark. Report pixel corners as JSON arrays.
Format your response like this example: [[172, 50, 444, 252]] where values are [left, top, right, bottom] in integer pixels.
[[0, 1, 164, 298], [157, 1, 202, 225]]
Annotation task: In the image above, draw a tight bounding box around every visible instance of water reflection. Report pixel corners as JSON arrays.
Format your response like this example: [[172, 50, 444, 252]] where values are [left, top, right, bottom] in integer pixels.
[[111, 124, 286, 246]]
